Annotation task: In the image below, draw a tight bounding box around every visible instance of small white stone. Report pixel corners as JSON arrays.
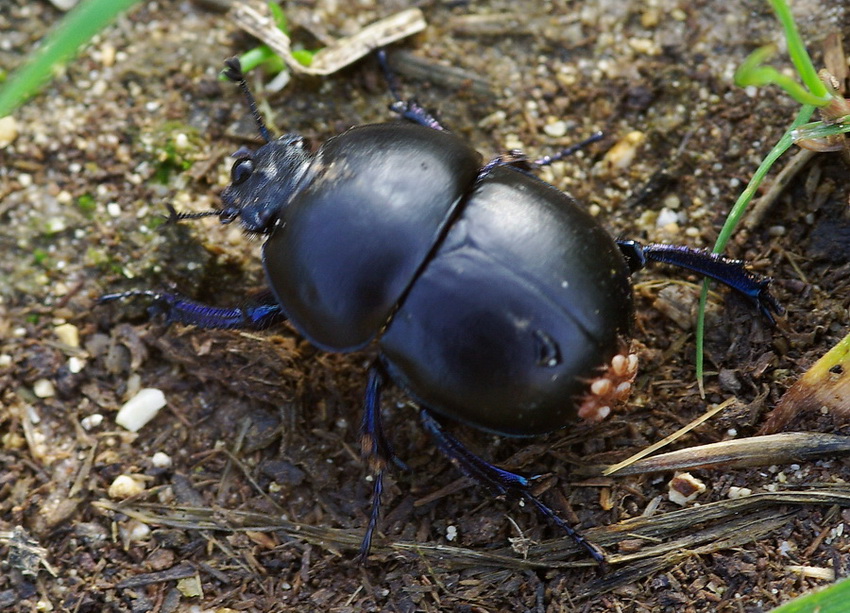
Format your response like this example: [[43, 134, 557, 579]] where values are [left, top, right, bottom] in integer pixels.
[[33, 379, 55, 398], [151, 451, 172, 468], [602, 131, 645, 172], [446, 525, 458, 541], [727, 486, 752, 499], [116, 388, 166, 432], [81, 413, 104, 430], [68, 356, 84, 374], [656, 208, 679, 228], [108, 474, 145, 499], [119, 519, 151, 547], [0, 116, 18, 148], [54, 323, 80, 347], [543, 120, 568, 138]]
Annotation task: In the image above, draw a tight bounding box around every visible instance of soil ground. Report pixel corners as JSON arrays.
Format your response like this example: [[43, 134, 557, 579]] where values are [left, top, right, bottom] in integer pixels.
[[1, 0, 850, 611]]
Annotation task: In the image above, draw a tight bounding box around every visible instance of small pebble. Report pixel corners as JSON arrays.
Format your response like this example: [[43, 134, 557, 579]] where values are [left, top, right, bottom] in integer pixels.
[[0, 116, 18, 148], [668, 472, 706, 505], [108, 475, 145, 499], [543, 120, 568, 138], [116, 388, 166, 432], [446, 525, 458, 541], [80, 413, 104, 430], [54, 323, 80, 348], [68, 356, 84, 374], [33, 379, 56, 398], [151, 451, 172, 468], [728, 486, 752, 499], [602, 131, 645, 172]]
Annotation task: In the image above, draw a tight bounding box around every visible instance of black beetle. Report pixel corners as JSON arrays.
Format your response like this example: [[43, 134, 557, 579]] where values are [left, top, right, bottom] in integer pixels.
[[102, 55, 781, 563]]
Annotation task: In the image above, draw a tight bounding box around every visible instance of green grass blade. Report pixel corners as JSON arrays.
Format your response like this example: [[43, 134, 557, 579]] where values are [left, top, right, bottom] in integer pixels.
[[695, 104, 816, 387], [768, 0, 830, 100], [769, 576, 850, 613], [0, 0, 142, 117]]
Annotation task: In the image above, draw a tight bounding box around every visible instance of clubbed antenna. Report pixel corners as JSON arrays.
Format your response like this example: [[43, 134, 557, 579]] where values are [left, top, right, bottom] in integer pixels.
[[223, 57, 272, 143]]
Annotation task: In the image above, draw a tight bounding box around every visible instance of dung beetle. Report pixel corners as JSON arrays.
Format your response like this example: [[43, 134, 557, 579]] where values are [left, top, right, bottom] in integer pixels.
[[101, 54, 781, 563]]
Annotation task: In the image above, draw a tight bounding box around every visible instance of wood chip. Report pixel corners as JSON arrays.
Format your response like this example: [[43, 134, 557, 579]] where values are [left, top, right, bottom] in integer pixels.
[[230, 1, 426, 76]]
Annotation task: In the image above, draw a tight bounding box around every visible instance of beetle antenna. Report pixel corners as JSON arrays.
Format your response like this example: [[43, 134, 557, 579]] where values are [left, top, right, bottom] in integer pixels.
[[223, 57, 272, 143], [533, 131, 604, 167], [163, 202, 228, 225]]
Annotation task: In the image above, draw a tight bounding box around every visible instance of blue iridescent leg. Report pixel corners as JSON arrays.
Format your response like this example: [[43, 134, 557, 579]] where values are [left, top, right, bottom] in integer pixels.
[[98, 289, 286, 330], [419, 410, 606, 564], [357, 365, 406, 561], [376, 49, 446, 131], [617, 240, 783, 325]]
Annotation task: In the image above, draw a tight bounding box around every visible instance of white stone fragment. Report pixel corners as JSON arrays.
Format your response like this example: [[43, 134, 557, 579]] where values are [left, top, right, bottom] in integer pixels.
[[115, 388, 166, 432], [80, 413, 104, 430], [33, 379, 55, 398], [151, 452, 172, 468], [108, 475, 145, 499]]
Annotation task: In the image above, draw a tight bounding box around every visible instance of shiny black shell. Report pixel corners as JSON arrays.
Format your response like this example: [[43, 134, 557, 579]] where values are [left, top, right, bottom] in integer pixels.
[[254, 123, 633, 436], [379, 165, 633, 435], [263, 123, 481, 351]]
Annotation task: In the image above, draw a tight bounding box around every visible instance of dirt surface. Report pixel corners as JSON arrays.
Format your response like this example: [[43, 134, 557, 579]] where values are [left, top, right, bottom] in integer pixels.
[[2, 0, 850, 611]]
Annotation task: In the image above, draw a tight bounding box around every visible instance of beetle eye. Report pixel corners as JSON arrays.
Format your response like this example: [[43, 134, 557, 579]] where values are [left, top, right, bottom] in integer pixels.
[[231, 158, 254, 185]]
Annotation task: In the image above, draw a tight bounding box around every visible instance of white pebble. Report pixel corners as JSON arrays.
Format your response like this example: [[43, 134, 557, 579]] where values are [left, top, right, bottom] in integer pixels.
[[81, 413, 104, 430], [0, 116, 18, 147], [656, 208, 679, 228], [108, 474, 145, 499], [54, 323, 80, 347], [543, 120, 568, 138], [151, 451, 172, 468], [727, 486, 752, 499], [116, 388, 166, 432], [446, 525, 458, 541], [33, 379, 55, 398], [68, 356, 84, 374]]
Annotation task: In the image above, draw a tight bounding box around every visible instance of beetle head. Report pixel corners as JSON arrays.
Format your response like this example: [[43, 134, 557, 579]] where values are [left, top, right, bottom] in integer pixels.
[[219, 134, 313, 234]]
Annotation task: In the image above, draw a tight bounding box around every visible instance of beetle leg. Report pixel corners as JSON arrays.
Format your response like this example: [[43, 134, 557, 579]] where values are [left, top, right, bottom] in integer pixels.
[[357, 365, 407, 561], [419, 410, 607, 564], [617, 240, 784, 325], [98, 289, 286, 330], [376, 49, 447, 131]]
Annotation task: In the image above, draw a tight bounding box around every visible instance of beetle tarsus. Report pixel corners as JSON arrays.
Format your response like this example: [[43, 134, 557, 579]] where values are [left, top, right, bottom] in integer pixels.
[[99, 290, 286, 330], [419, 410, 607, 565]]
